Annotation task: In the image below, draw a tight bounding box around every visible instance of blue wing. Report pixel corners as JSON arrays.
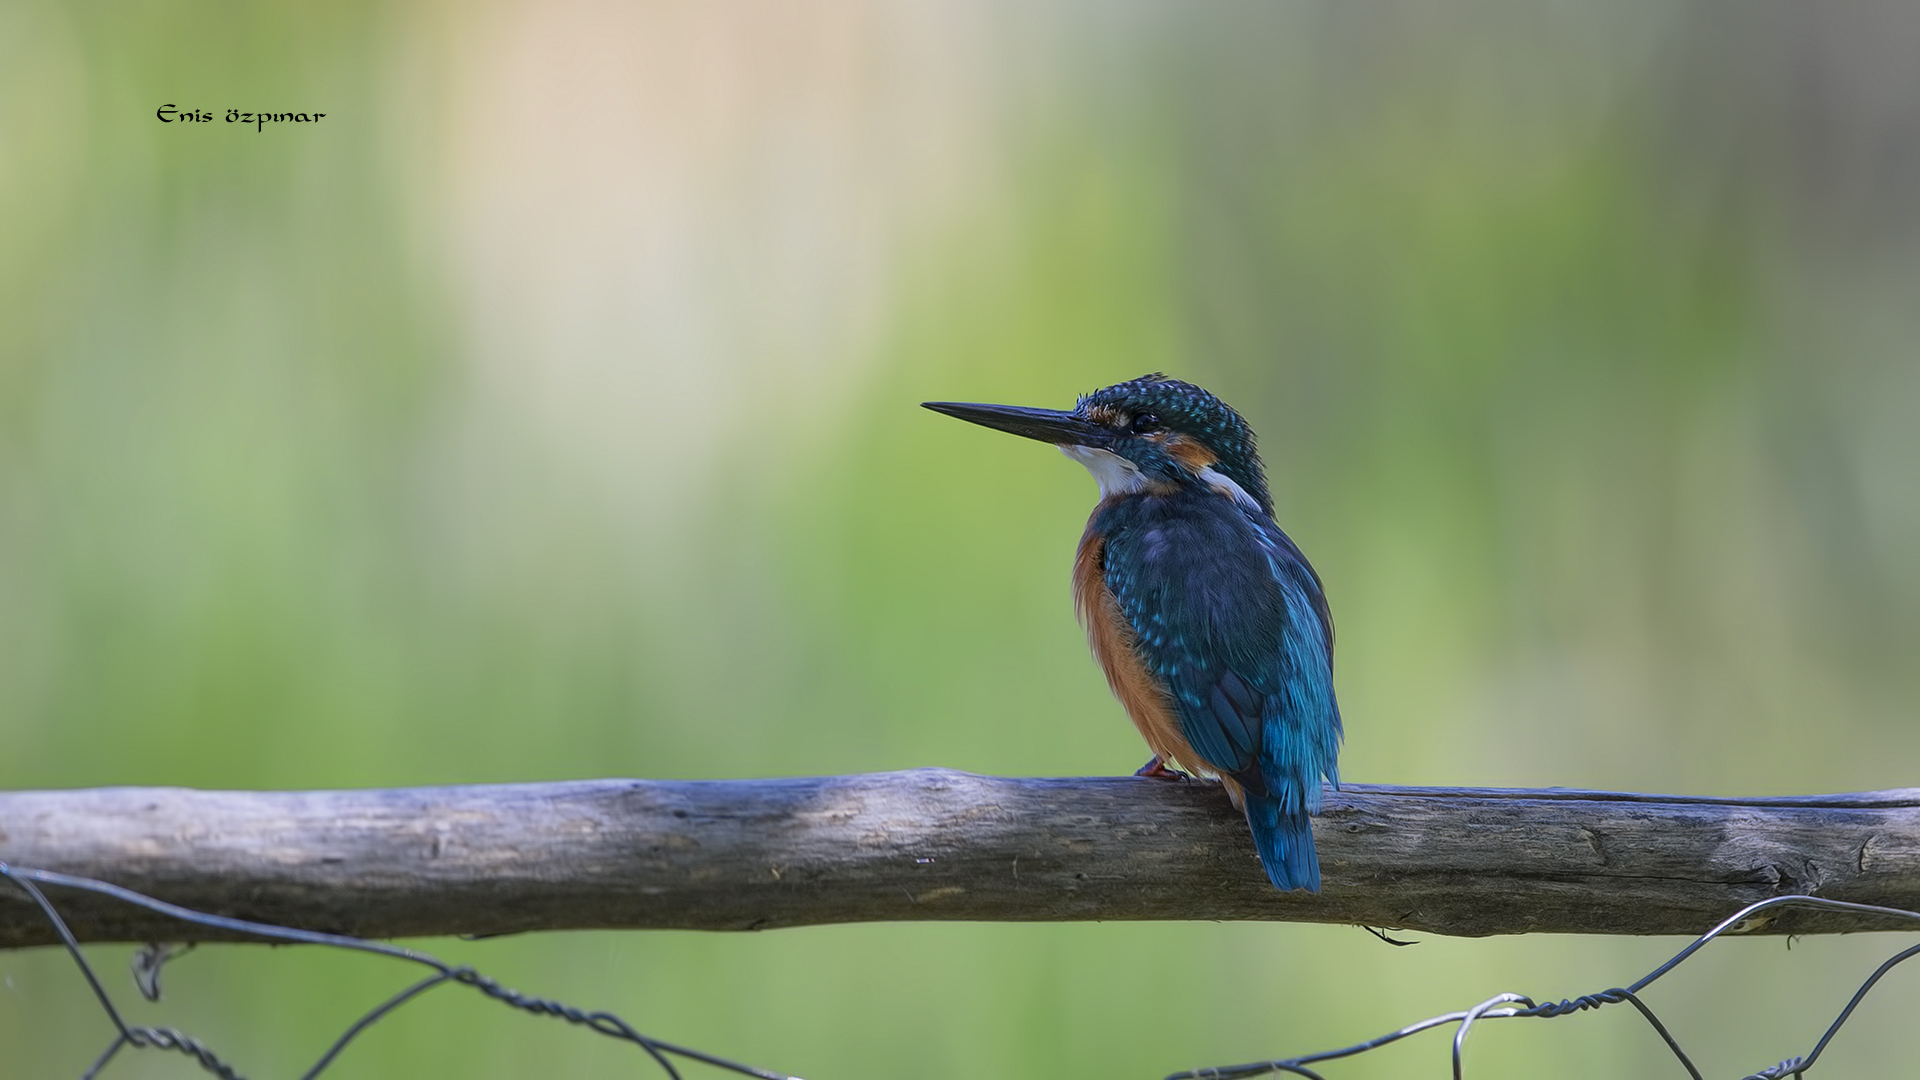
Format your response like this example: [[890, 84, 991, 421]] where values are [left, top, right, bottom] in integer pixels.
[[1097, 489, 1341, 888]]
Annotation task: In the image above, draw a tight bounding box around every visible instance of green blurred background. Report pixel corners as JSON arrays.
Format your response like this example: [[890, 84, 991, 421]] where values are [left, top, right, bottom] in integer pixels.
[[5, 2, 1920, 1076]]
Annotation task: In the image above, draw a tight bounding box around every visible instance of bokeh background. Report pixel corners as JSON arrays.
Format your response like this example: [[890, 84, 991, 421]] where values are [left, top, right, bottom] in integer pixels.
[[5, 2, 1920, 1076]]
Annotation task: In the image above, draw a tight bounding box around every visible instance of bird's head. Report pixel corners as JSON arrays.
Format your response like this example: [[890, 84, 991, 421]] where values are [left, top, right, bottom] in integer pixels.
[[924, 374, 1272, 513]]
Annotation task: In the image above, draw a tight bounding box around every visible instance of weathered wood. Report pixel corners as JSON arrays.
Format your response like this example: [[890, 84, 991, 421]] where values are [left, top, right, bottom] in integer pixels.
[[2, 770, 1918, 948]]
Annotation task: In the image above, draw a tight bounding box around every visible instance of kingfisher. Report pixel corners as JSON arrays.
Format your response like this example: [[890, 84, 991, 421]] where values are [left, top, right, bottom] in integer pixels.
[[924, 375, 1341, 892]]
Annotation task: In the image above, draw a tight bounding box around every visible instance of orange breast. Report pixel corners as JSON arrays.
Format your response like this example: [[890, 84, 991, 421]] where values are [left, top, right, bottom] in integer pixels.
[[1074, 523, 1214, 785]]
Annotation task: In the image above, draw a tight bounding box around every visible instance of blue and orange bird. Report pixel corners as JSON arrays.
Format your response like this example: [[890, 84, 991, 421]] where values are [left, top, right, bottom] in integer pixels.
[[925, 375, 1341, 892]]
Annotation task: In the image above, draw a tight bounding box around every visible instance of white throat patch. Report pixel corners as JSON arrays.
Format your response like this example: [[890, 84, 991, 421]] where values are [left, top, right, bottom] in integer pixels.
[[1060, 444, 1148, 499]]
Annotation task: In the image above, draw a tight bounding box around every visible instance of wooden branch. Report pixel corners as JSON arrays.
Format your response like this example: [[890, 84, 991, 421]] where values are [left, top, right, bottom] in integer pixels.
[[3, 769, 1919, 948]]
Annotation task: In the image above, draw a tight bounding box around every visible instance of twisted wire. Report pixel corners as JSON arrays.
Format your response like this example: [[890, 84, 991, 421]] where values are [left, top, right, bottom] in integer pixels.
[[1170, 894, 1920, 1080], [0, 861, 800, 1080], [8, 857, 1919, 1080]]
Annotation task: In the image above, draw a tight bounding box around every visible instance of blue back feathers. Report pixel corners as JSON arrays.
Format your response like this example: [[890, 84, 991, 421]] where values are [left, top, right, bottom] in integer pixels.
[[926, 373, 1343, 891], [1082, 376, 1341, 892]]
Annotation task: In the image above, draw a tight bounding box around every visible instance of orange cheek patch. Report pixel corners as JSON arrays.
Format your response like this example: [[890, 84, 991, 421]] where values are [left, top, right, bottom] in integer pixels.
[[1163, 435, 1218, 473]]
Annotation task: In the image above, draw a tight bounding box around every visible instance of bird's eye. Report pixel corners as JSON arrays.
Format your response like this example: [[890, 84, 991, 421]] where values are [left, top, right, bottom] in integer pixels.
[[1129, 413, 1162, 434]]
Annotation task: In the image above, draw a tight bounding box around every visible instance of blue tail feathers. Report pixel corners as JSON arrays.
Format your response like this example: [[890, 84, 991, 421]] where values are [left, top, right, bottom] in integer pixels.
[[1245, 791, 1320, 892]]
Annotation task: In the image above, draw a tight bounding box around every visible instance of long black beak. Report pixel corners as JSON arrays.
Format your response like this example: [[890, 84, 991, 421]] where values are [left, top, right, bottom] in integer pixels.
[[921, 401, 1112, 448]]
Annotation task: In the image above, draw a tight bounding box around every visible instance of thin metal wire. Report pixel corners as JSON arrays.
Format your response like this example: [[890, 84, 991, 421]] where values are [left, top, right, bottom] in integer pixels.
[[295, 972, 459, 1080], [1168, 894, 1920, 1080], [0, 861, 801, 1080], [9, 859, 1919, 1080], [1451, 994, 1528, 1080]]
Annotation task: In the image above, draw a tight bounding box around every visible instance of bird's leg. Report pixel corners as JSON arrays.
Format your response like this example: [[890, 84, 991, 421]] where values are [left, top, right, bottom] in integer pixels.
[[1133, 756, 1191, 781]]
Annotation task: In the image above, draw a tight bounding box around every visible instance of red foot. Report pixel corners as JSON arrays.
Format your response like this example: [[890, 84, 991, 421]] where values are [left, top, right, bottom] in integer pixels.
[[1133, 758, 1191, 781]]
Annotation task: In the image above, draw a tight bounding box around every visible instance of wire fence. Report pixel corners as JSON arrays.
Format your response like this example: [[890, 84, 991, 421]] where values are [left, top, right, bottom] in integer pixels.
[[6, 860, 1919, 1079], [0, 861, 802, 1080], [1169, 894, 1920, 1080]]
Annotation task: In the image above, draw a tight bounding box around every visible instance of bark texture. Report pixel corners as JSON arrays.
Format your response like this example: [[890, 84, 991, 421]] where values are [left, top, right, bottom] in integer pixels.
[[3, 770, 1918, 948]]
